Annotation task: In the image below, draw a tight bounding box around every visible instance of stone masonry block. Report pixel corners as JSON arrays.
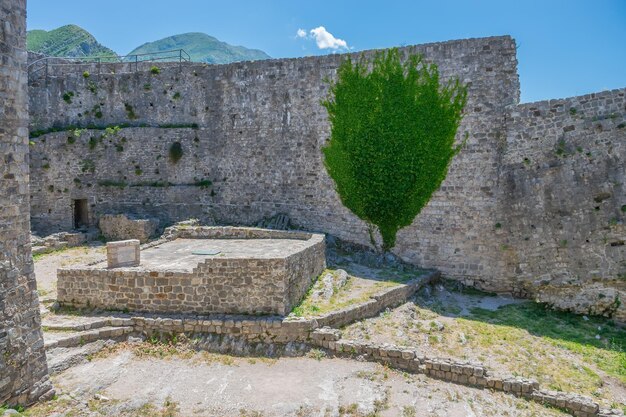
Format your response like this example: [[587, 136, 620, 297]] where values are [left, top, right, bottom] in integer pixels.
[[107, 239, 140, 268]]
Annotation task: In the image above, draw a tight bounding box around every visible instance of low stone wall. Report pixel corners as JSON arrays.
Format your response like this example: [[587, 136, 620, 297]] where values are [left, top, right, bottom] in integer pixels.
[[58, 227, 325, 315], [31, 230, 97, 255], [314, 271, 439, 328], [164, 225, 315, 241], [311, 330, 609, 417], [99, 214, 158, 243]]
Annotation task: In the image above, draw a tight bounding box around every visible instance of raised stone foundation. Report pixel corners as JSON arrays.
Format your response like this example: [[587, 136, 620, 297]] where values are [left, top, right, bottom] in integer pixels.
[[0, 0, 52, 405], [58, 227, 326, 315]]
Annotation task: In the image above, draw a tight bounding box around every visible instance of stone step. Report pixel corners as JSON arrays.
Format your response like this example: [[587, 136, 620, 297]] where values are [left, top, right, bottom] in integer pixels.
[[44, 326, 133, 350], [42, 315, 133, 331], [43, 318, 111, 332], [46, 340, 114, 375]]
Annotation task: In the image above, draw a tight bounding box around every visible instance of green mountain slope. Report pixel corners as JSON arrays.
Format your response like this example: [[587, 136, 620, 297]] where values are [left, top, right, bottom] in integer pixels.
[[127, 32, 270, 64], [27, 24, 116, 58]]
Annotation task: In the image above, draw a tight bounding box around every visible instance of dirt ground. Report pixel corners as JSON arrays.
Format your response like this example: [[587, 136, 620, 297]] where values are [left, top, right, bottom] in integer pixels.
[[24, 350, 567, 417], [34, 244, 105, 300]]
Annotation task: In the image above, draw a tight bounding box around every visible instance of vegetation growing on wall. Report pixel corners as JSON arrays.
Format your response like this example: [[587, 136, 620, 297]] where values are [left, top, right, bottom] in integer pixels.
[[29, 123, 198, 139], [62, 91, 74, 104], [124, 103, 138, 120], [169, 142, 183, 163], [322, 49, 467, 250]]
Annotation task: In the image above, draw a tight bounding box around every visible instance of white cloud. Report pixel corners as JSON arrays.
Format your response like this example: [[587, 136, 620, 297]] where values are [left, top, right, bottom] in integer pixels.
[[294, 26, 349, 51], [310, 26, 348, 50]]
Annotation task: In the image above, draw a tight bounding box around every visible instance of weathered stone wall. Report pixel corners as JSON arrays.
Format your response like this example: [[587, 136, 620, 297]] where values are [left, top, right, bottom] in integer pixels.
[[29, 127, 224, 233], [0, 0, 52, 405], [58, 227, 325, 315], [28, 35, 626, 318], [29, 36, 518, 288], [99, 214, 158, 243], [500, 89, 626, 319]]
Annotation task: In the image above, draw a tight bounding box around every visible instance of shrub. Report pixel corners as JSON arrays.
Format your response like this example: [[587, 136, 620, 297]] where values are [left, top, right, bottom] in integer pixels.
[[88, 136, 99, 150], [150, 66, 161, 75], [169, 142, 183, 163], [80, 159, 95, 173], [124, 103, 138, 120], [194, 179, 212, 188], [62, 91, 74, 104], [322, 49, 467, 250], [83, 71, 90, 78]]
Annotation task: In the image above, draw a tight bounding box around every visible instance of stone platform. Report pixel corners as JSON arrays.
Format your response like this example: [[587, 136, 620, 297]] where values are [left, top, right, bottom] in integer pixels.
[[124, 237, 317, 272], [57, 227, 326, 315]]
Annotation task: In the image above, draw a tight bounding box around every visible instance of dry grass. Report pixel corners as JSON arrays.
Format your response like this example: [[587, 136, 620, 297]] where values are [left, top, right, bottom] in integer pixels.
[[91, 335, 239, 366], [343, 288, 626, 410], [21, 395, 181, 417], [33, 244, 105, 263]]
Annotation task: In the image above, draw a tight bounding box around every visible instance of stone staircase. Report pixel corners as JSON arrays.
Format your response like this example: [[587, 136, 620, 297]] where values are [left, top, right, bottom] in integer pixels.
[[42, 315, 133, 374], [43, 315, 133, 350]]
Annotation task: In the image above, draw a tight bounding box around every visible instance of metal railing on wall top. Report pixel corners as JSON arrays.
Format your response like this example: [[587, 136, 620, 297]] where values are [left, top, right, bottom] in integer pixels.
[[27, 49, 191, 83]]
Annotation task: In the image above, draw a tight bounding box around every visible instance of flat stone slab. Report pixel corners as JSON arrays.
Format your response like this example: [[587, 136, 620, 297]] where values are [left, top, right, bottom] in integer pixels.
[[99, 238, 314, 273]]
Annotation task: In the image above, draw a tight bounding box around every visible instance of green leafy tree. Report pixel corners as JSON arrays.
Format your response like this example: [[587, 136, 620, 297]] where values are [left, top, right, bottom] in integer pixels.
[[322, 49, 467, 250]]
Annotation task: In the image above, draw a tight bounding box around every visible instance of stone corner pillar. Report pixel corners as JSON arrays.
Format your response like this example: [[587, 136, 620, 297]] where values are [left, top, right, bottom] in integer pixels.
[[0, 0, 54, 406]]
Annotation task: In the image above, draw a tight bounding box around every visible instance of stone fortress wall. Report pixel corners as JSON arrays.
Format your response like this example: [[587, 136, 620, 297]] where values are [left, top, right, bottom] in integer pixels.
[[27, 36, 626, 319], [0, 0, 52, 405], [498, 91, 625, 318]]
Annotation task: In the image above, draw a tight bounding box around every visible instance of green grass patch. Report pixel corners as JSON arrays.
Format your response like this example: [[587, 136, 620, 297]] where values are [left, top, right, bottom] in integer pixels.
[[466, 303, 626, 384], [291, 268, 405, 318], [32, 246, 73, 261]]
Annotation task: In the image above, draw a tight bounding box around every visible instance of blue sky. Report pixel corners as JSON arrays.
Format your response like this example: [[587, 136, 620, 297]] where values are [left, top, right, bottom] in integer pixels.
[[27, 0, 625, 103]]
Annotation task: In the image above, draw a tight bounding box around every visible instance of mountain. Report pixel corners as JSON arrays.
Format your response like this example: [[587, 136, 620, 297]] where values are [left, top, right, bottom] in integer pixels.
[[127, 32, 270, 64], [27, 24, 117, 58], [26, 26, 271, 64]]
